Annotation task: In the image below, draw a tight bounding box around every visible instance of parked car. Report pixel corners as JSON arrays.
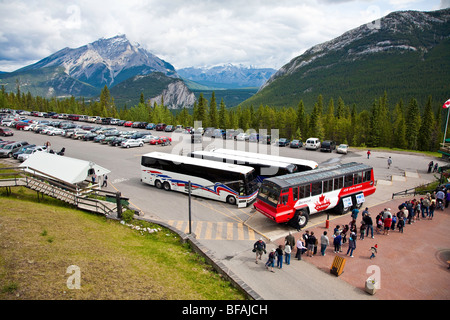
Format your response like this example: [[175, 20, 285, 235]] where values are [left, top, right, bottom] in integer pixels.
[[235, 133, 249, 141], [289, 140, 303, 148], [248, 133, 259, 142], [260, 135, 271, 144], [320, 140, 336, 152], [109, 136, 127, 146], [15, 122, 29, 130], [83, 132, 98, 141], [276, 138, 290, 147], [0, 128, 13, 136], [336, 144, 349, 154], [149, 136, 172, 145], [13, 144, 36, 159], [146, 123, 155, 130], [305, 138, 321, 150], [124, 121, 134, 127], [0, 141, 29, 158], [47, 127, 65, 136], [140, 135, 159, 143], [155, 123, 167, 131], [121, 139, 144, 148], [165, 125, 175, 132], [17, 146, 47, 162]]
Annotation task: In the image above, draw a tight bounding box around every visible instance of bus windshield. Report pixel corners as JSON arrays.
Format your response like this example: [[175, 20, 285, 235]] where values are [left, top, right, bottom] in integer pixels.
[[258, 183, 281, 207]]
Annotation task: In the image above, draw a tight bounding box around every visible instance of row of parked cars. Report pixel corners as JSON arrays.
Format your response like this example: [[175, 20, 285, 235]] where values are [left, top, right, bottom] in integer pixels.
[[2, 116, 173, 150], [0, 139, 50, 161]]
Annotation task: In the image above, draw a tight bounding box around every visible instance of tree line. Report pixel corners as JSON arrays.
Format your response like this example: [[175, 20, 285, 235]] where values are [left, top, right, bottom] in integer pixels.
[[0, 84, 446, 152]]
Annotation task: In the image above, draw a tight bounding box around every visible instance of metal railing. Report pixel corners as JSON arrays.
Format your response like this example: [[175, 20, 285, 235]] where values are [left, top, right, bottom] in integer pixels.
[[0, 166, 128, 217]]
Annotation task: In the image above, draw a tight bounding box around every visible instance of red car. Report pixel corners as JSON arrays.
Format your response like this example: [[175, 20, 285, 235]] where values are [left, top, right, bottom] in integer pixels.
[[124, 121, 134, 127], [149, 136, 172, 145], [15, 122, 29, 130]]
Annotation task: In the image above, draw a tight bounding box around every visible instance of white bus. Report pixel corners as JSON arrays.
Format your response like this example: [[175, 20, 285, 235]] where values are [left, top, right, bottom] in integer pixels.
[[189, 150, 297, 183], [141, 152, 259, 207], [210, 148, 319, 172]]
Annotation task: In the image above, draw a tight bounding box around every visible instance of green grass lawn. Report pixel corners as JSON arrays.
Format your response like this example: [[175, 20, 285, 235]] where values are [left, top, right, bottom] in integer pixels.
[[0, 189, 246, 300]]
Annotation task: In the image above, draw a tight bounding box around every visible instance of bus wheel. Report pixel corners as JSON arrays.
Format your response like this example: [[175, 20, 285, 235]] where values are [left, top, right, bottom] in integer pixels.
[[290, 210, 309, 230], [155, 180, 163, 189], [163, 182, 171, 191], [226, 196, 237, 205]]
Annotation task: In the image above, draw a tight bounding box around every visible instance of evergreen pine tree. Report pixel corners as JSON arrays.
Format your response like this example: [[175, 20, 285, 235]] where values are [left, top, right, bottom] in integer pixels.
[[418, 96, 434, 151]]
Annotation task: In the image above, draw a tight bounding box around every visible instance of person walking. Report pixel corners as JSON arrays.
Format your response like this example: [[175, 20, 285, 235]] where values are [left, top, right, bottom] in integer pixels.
[[367, 150, 371, 159], [320, 231, 329, 256], [102, 174, 108, 187], [369, 244, 378, 259], [346, 232, 357, 257], [428, 161, 434, 173], [387, 156, 392, 169], [284, 243, 292, 265], [253, 238, 266, 264], [276, 245, 284, 269], [265, 249, 276, 272]]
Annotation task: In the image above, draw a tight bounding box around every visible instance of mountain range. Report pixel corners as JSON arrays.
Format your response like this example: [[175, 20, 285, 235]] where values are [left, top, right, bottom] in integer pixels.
[[1, 8, 449, 112], [241, 8, 450, 111]]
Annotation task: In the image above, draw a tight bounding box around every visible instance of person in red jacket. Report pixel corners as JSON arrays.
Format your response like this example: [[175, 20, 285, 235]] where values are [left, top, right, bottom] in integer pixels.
[[383, 215, 392, 235]]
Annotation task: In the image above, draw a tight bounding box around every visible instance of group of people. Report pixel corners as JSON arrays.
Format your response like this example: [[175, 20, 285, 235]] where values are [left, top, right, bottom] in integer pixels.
[[253, 190, 445, 272]]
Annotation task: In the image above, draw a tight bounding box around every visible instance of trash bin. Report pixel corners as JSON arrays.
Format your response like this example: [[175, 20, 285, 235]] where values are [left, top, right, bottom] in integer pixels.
[[365, 278, 377, 295]]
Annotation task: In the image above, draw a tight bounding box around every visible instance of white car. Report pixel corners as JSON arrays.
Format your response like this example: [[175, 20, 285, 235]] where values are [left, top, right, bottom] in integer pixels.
[[336, 144, 349, 154], [305, 138, 321, 150], [121, 139, 144, 148], [235, 133, 249, 141], [139, 135, 158, 143], [17, 146, 47, 162], [47, 127, 65, 136]]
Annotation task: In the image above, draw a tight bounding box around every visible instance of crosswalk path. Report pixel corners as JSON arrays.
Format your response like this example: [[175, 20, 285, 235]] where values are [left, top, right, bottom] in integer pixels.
[[166, 220, 257, 241]]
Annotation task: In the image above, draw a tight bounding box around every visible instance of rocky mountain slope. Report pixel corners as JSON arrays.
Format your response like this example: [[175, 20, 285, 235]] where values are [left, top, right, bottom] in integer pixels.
[[241, 8, 450, 111]]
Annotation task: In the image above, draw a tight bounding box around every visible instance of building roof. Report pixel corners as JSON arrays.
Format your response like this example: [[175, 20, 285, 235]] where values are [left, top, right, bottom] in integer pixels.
[[19, 151, 110, 185]]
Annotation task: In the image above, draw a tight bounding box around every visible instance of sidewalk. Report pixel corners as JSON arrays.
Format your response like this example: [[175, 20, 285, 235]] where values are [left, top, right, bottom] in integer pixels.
[[272, 197, 450, 300]]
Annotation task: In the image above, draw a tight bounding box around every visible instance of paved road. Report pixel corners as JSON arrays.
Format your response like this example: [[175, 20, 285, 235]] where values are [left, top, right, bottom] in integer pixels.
[[2, 121, 444, 299]]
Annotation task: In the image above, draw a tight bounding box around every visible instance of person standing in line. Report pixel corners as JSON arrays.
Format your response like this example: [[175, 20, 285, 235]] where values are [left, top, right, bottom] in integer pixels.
[[333, 231, 342, 253], [285, 231, 295, 250], [346, 232, 357, 257], [295, 238, 306, 260], [397, 215, 405, 233], [363, 212, 374, 239], [320, 231, 329, 256], [387, 156, 392, 169], [253, 238, 266, 264], [276, 245, 284, 269], [383, 214, 392, 235], [422, 195, 430, 218], [302, 230, 309, 255], [284, 243, 292, 265], [429, 198, 436, 220], [360, 222, 366, 240], [307, 231, 316, 257]]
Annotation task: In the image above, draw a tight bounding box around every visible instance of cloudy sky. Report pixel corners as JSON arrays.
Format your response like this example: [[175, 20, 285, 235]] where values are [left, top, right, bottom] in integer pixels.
[[0, 0, 448, 72]]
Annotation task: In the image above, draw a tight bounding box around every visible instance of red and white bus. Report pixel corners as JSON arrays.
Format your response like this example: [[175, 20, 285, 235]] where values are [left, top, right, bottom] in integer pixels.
[[253, 162, 376, 229]]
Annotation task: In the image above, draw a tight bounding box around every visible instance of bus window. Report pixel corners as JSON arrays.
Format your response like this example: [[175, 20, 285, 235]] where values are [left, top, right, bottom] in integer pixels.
[[363, 170, 372, 182], [292, 187, 299, 202], [311, 181, 322, 196], [280, 194, 289, 205], [344, 174, 353, 187], [334, 177, 343, 190], [323, 179, 333, 193], [299, 185, 310, 199], [354, 172, 363, 184]]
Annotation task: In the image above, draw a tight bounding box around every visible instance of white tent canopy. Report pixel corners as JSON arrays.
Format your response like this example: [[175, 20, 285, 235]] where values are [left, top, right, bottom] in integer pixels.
[[19, 151, 110, 185]]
